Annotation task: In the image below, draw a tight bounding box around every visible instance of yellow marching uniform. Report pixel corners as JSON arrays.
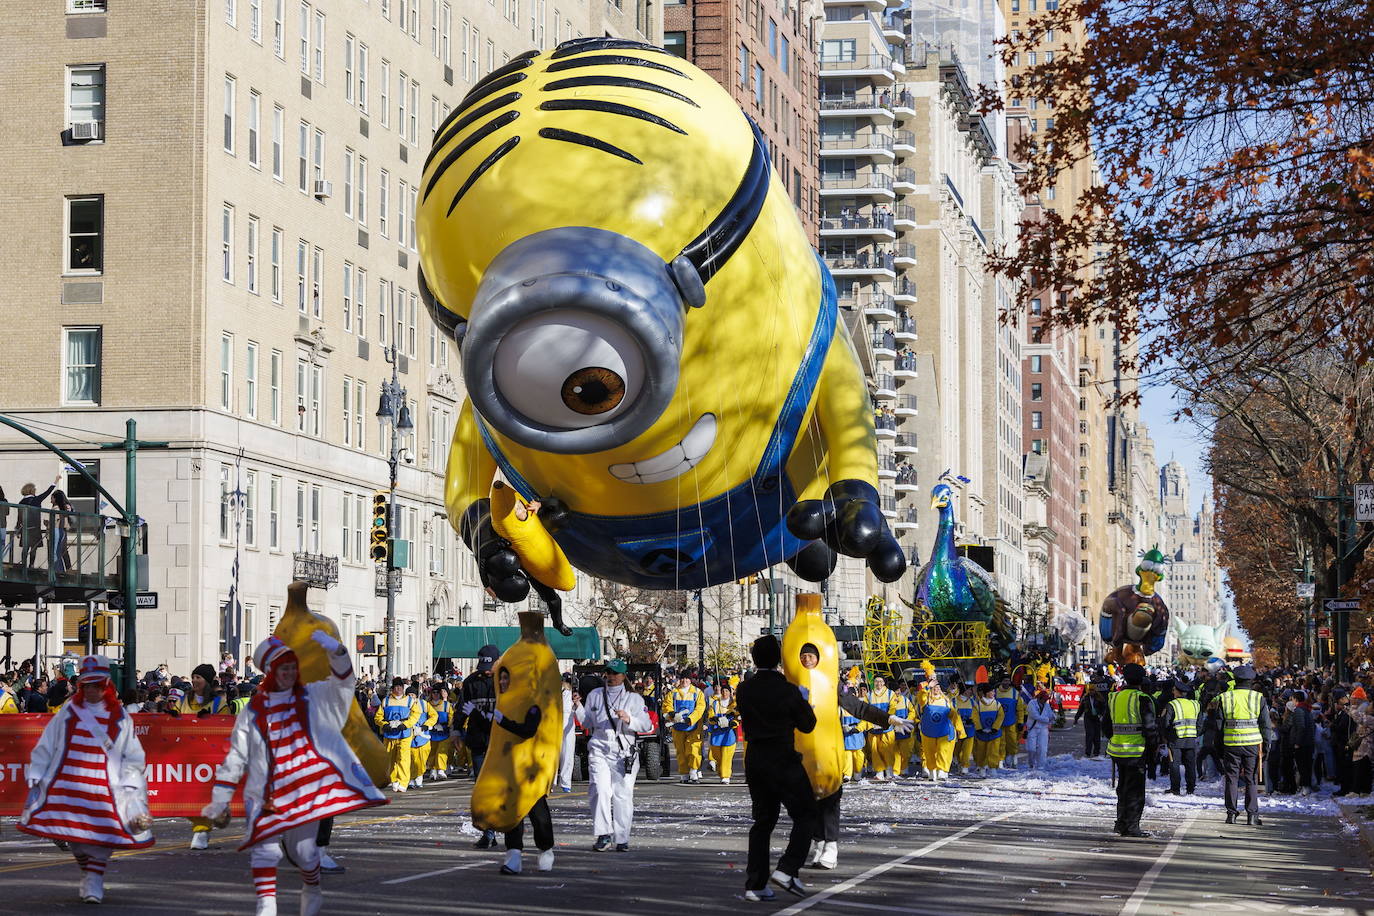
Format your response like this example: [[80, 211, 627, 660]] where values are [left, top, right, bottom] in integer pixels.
[[408, 698, 439, 788], [0, 685, 20, 714], [892, 690, 917, 777], [705, 694, 739, 783], [663, 683, 706, 782], [995, 687, 1026, 767], [865, 686, 898, 779], [917, 688, 966, 781], [840, 709, 869, 781], [953, 690, 976, 771], [971, 695, 1006, 772], [426, 698, 455, 778], [374, 690, 423, 790]]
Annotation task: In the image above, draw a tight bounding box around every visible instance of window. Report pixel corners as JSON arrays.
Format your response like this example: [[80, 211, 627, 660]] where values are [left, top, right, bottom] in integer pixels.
[[737, 44, 748, 88], [442, 3, 451, 64], [298, 1, 311, 73], [343, 147, 354, 218], [310, 485, 322, 552], [223, 75, 236, 153], [379, 169, 390, 236], [378, 279, 391, 343], [268, 476, 281, 549], [310, 363, 323, 436], [397, 179, 409, 247], [270, 104, 284, 180], [753, 63, 764, 110], [220, 332, 234, 410], [356, 155, 367, 225], [663, 31, 686, 58], [246, 215, 259, 293], [409, 78, 419, 144], [297, 119, 309, 192], [343, 261, 354, 331], [397, 70, 407, 139], [245, 470, 258, 546], [62, 327, 101, 405], [781, 36, 789, 74], [246, 341, 259, 418], [226, 0, 237, 27], [68, 0, 108, 9], [296, 239, 308, 312], [295, 482, 306, 550], [380, 60, 391, 128], [407, 291, 418, 355], [65, 195, 103, 274], [312, 126, 325, 185], [270, 350, 283, 425], [273, 0, 285, 56], [1030, 382, 1042, 401], [1029, 354, 1042, 372], [313, 9, 326, 81], [1030, 410, 1043, 429], [1031, 438, 1044, 454], [220, 465, 233, 541], [343, 376, 354, 444], [221, 204, 234, 282], [270, 226, 283, 302], [355, 267, 367, 336], [407, 184, 418, 251], [311, 245, 323, 317], [67, 65, 106, 130], [768, 19, 777, 56], [245, 90, 261, 168], [357, 43, 369, 112], [249, 0, 261, 41], [345, 34, 356, 104], [353, 381, 366, 448]]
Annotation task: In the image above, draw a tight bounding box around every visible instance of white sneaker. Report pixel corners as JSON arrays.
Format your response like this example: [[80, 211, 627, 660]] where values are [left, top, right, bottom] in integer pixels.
[[1301, 787, 1311, 797], [299, 884, 323, 916], [413, 776, 424, 788], [500, 850, 522, 875], [817, 841, 838, 870], [255, 896, 278, 916], [190, 830, 209, 850], [318, 852, 344, 874], [690, 769, 701, 783], [770, 869, 807, 897], [744, 888, 776, 902], [537, 849, 555, 872], [388, 782, 400, 792], [721, 777, 730, 785], [79, 872, 104, 903]]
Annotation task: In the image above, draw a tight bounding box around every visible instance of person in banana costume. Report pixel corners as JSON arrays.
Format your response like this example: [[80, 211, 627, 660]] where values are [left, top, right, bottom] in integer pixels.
[[407, 686, 439, 789], [663, 673, 706, 783], [470, 612, 562, 874], [707, 686, 740, 784], [374, 679, 423, 791], [971, 684, 1007, 776]]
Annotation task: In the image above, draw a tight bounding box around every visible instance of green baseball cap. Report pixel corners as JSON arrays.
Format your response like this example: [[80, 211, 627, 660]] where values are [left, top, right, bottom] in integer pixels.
[[604, 659, 628, 674]]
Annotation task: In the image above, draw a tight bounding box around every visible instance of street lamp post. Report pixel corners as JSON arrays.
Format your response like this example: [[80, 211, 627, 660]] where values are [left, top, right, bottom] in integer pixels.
[[376, 345, 414, 682]]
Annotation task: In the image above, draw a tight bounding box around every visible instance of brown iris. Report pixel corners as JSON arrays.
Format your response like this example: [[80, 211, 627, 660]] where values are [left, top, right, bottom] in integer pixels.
[[560, 366, 625, 415]]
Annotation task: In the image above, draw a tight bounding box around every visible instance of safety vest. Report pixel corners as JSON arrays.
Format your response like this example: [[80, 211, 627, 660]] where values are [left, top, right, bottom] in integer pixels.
[[868, 689, 894, 734], [1168, 697, 1199, 740], [840, 707, 866, 751], [1218, 688, 1262, 746], [1107, 689, 1146, 758], [231, 696, 250, 714]]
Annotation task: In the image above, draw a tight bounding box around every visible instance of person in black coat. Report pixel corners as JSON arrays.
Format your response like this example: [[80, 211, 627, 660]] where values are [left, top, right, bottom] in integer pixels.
[[17, 475, 60, 570], [456, 644, 500, 848], [1074, 683, 1107, 758], [734, 635, 818, 902]]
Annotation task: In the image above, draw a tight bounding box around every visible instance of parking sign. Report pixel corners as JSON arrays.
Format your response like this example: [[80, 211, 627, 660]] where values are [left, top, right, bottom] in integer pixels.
[[1357, 483, 1374, 522]]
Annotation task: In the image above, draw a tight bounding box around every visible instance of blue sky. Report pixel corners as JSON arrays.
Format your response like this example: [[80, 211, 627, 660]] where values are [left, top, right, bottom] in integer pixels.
[[1140, 382, 1211, 515]]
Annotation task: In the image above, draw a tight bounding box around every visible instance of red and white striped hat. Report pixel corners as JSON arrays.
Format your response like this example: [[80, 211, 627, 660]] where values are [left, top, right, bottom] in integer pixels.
[[77, 654, 112, 684], [252, 636, 294, 673]]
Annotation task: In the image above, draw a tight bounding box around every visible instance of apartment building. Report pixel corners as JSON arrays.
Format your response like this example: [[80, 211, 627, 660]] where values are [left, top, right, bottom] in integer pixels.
[[664, 0, 821, 239], [0, 0, 657, 676]]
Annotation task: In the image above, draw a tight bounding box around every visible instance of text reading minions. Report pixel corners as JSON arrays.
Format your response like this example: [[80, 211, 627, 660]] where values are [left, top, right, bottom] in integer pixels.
[[418, 38, 905, 618]]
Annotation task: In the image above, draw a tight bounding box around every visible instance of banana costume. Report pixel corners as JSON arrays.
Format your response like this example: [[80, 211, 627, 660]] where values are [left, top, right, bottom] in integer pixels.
[[419, 37, 905, 621], [663, 681, 706, 781], [865, 683, 897, 778], [471, 613, 562, 833], [781, 593, 844, 799], [706, 694, 738, 782], [408, 697, 439, 788], [274, 581, 389, 786], [374, 690, 423, 790]]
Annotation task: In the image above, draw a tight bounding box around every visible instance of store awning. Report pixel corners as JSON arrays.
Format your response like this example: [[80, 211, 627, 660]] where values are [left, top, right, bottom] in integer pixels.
[[431, 625, 601, 661]]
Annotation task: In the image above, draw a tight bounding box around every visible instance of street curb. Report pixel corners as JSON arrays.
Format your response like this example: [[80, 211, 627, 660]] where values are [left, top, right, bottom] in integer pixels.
[[1336, 802, 1374, 874]]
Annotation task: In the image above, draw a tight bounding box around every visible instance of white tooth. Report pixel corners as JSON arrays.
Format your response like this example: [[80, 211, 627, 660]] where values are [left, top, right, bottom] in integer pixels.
[[609, 463, 638, 480], [681, 414, 717, 461], [606, 413, 719, 485], [634, 464, 689, 485]]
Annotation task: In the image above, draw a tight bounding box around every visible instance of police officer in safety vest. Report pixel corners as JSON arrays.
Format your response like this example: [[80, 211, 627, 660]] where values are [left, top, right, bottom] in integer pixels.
[[1160, 682, 1200, 795], [1214, 665, 1274, 825], [1104, 663, 1158, 838]]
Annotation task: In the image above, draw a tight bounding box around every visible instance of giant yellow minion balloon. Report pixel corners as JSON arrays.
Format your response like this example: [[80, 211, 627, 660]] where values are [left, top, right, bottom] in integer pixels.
[[418, 38, 905, 619]]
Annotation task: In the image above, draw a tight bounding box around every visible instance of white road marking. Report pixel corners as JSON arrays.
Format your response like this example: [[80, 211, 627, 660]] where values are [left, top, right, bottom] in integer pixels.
[[381, 861, 487, 884], [1119, 811, 1198, 916], [777, 811, 1017, 915]]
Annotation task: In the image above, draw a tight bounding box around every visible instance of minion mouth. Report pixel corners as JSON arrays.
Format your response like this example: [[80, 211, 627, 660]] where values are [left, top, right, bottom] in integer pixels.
[[608, 413, 717, 485]]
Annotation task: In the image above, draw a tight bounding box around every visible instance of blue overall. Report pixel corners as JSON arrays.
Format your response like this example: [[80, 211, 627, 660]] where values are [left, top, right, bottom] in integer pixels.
[[841, 709, 866, 751], [867, 691, 893, 735], [430, 701, 452, 742], [707, 698, 737, 748], [975, 706, 1002, 742], [475, 257, 839, 589], [996, 691, 1020, 734], [672, 693, 699, 731], [920, 701, 957, 741], [380, 696, 416, 741]]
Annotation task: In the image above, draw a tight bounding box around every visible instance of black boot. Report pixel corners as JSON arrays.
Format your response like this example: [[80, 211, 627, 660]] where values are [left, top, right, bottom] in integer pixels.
[[1225, 811, 1236, 824], [1247, 812, 1263, 826]]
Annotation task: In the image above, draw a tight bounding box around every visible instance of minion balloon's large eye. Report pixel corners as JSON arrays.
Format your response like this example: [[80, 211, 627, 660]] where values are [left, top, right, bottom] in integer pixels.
[[492, 310, 644, 430]]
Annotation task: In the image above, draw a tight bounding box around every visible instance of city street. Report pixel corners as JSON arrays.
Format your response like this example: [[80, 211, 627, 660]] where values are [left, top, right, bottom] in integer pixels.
[[3, 725, 1370, 915]]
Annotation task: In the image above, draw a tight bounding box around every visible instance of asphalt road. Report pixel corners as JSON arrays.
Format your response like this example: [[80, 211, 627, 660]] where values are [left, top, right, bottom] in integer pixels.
[[2, 724, 1370, 915]]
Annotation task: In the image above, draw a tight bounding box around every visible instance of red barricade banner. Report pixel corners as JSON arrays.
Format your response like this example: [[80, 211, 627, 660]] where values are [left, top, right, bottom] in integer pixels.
[[1054, 684, 1084, 711], [0, 714, 245, 818]]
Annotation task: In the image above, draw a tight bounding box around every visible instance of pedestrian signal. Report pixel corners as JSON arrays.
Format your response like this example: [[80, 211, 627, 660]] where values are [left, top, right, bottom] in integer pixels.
[[356, 632, 384, 655], [370, 491, 390, 563]]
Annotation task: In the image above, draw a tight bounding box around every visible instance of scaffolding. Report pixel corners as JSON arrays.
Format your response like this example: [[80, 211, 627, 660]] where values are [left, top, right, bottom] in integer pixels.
[[861, 595, 992, 670]]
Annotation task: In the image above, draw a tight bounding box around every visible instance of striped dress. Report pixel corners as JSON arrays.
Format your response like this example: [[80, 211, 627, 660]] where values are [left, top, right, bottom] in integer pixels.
[[241, 690, 376, 848], [19, 704, 151, 849]]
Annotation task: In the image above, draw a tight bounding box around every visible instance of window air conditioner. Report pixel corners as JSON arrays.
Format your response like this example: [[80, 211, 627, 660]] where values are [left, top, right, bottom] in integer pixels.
[[313, 179, 333, 199], [70, 120, 103, 141]]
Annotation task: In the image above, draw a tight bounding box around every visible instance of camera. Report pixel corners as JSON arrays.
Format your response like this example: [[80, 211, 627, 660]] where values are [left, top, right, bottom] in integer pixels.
[[622, 754, 636, 776]]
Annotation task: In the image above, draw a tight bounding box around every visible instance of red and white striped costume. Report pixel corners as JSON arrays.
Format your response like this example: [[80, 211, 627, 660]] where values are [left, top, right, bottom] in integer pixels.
[[19, 702, 152, 848]]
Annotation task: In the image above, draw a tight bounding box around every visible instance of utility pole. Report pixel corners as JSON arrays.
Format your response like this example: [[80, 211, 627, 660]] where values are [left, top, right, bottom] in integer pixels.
[[375, 346, 413, 682], [694, 589, 705, 675]]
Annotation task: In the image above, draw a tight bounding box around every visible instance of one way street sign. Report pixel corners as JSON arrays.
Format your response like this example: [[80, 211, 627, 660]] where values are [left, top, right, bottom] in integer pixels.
[[1324, 599, 1360, 613]]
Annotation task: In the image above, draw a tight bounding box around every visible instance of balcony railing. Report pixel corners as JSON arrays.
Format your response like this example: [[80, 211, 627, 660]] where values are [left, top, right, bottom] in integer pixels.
[[893, 243, 916, 262], [874, 411, 898, 431], [894, 166, 917, 185], [871, 328, 897, 351], [893, 130, 915, 148], [874, 374, 897, 392], [895, 433, 919, 450], [820, 94, 894, 112], [820, 131, 894, 151], [892, 87, 916, 109], [896, 463, 918, 486], [895, 276, 916, 297], [897, 394, 918, 412], [0, 501, 121, 594], [896, 313, 917, 335], [820, 173, 895, 191], [894, 204, 916, 223], [895, 352, 919, 372], [820, 210, 895, 232], [819, 54, 894, 72], [880, 494, 897, 512], [838, 292, 897, 312], [878, 450, 897, 472]]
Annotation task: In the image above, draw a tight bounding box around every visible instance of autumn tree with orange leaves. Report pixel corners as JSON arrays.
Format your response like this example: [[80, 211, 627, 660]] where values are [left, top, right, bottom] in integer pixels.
[[989, 0, 1374, 385]]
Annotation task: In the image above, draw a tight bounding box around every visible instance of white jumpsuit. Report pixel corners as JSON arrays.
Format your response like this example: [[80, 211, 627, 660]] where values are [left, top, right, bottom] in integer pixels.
[[575, 686, 651, 844]]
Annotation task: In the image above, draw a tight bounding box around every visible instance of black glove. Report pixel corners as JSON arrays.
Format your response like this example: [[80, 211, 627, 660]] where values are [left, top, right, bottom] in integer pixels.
[[787, 479, 905, 582]]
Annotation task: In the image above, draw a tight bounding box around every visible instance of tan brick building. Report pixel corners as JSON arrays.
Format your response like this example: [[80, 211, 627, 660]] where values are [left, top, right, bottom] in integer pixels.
[[0, 0, 657, 677]]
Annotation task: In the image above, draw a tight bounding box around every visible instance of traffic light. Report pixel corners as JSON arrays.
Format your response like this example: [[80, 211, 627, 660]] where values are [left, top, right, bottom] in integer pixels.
[[370, 491, 390, 563], [356, 632, 385, 655]]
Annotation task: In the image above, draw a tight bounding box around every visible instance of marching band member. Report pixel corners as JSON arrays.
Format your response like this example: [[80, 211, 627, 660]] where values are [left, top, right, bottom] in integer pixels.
[[373, 678, 422, 791], [202, 634, 386, 916], [707, 685, 739, 784], [865, 676, 897, 781], [662, 673, 706, 783], [995, 677, 1026, 769], [952, 681, 976, 774], [407, 686, 438, 789], [893, 682, 918, 777], [972, 684, 1006, 775], [425, 685, 455, 781], [918, 679, 965, 784], [20, 655, 153, 904]]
